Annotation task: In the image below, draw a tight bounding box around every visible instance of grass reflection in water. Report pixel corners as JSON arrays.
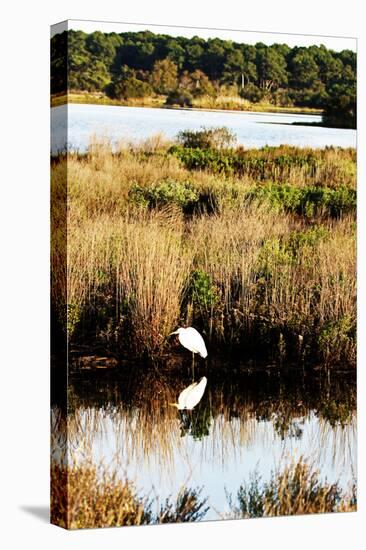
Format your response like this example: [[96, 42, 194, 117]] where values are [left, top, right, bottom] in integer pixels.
[[51, 364, 356, 525]]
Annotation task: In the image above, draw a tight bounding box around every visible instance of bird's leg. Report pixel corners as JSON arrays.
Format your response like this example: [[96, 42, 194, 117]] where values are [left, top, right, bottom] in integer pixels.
[[192, 352, 195, 381]]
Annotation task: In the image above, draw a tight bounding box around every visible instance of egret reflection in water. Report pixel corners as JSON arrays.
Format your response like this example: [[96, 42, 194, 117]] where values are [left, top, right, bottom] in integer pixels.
[[170, 376, 208, 410]]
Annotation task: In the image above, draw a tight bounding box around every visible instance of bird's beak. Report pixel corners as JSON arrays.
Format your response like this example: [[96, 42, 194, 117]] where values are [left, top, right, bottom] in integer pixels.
[[169, 330, 179, 336]]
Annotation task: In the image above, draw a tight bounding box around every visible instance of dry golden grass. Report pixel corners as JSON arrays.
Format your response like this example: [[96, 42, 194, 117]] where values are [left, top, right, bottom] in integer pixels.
[[116, 210, 191, 356], [51, 140, 356, 364], [191, 95, 322, 115], [51, 459, 208, 529], [51, 463, 149, 529]]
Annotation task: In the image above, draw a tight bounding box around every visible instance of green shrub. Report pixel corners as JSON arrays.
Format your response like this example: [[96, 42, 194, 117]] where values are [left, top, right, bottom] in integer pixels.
[[108, 77, 152, 100], [229, 459, 356, 518], [177, 127, 237, 149], [239, 82, 265, 103], [67, 303, 81, 336], [129, 180, 199, 210], [171, 145, 321, 174], [245, 184, 356, 218], [169, 146, 235, 174], [318, 316, 356, 365], [188, 269, 218, 310], [287, 226, 329, 254], [165, 89, 193, 107]]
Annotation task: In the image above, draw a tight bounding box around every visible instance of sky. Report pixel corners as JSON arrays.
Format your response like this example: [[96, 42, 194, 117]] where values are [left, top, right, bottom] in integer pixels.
[[51, 18, 357, 52]]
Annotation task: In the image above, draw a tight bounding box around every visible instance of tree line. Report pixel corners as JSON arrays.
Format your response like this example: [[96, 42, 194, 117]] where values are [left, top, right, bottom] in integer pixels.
[[51, 30, 356, 128]]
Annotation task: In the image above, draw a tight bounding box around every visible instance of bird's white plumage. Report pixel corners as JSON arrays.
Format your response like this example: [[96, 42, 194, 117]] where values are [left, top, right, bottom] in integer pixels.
[[172, 327, 208, 358], [176, 376, 207, 410]]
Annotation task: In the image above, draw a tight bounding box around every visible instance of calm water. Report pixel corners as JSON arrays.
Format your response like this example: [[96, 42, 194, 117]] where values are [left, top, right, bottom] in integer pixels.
[[54, 366, 356, 521], [51, 104, 356, 154]]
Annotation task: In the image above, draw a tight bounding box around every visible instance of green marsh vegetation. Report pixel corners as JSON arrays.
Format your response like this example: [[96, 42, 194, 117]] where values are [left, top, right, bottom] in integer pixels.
[[51, 128, 356, 369], [228, 459, 356, 518]]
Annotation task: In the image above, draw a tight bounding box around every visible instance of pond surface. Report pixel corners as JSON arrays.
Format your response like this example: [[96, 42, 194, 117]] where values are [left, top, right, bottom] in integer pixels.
[[51, 104, 356, 154], [55, 365, 356, 521]]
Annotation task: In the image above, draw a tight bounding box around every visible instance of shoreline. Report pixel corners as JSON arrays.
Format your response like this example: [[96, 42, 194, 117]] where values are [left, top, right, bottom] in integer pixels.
[[65, 351, 356, 376], [51, 92, 323, 117]]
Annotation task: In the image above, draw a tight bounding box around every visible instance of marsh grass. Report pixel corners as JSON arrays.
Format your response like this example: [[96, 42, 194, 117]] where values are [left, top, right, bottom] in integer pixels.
[[170, 144, 356, 188], [190, 95, 321, 114], [116, 211, 191, 356], [228, 459, 356, 518], [51, 461, 208, 529], [51, 137, 356, 366]]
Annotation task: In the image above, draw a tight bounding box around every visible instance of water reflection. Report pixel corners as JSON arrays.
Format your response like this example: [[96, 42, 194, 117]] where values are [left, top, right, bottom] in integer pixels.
[[172, 376, 208, 411], [53, 365, 356, 520]]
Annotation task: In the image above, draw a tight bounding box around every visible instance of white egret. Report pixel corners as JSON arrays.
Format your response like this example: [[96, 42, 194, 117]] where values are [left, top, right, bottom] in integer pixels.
[[170, 376, 207, 410], [169, 327, 208, 379]]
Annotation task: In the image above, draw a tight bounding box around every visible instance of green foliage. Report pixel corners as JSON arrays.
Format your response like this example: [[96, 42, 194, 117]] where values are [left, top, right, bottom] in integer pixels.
[[257, 227, 329, 278], [246, 184, 356, 218], [170, 144, 328, 178], [108, 76, 152, 100], [67, 303, 81, 336], [318, 316, 356, 364], [230, 460, 356, 518], [150, 58, 178, 94], [287, 226, 329, 252], [176, 127, 237, 149], [179, 69, 215, 97], [323, 82, 356, 129], [165, 89, 193, 107], [129, 180, 199, 210], [170, 145, 234, 173], [188, 269, 218, 310], [51, 29, 356, 127], [231, 472, 265, 518], [179, 406, 212, 440], [256, 46, 288, 91], [290, 49, 319, 89], [239, 82, 265, 103], [158, 488, 209, 523]]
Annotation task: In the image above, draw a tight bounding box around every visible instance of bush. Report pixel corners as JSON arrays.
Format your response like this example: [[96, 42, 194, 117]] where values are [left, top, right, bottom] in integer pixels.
[[171, 145, 320, 178], [129, 180, 199, 210], [323, 84, 356, 129], [51, 463, 208, 528], [165, 89, 193, 107], [246, 184, 356, 218], [239, 82, 265, 103], [169, 145, 232, 173], [229, 459, 356, 518], [188, 269, 218, 311], [318, 316, 356, 365], [108, 77, 152, 100], [177, 127, 237, 149]]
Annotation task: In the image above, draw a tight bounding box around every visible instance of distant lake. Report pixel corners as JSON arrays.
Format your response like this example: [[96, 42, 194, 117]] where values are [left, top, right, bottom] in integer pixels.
[[51, 104, 356, 153]]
